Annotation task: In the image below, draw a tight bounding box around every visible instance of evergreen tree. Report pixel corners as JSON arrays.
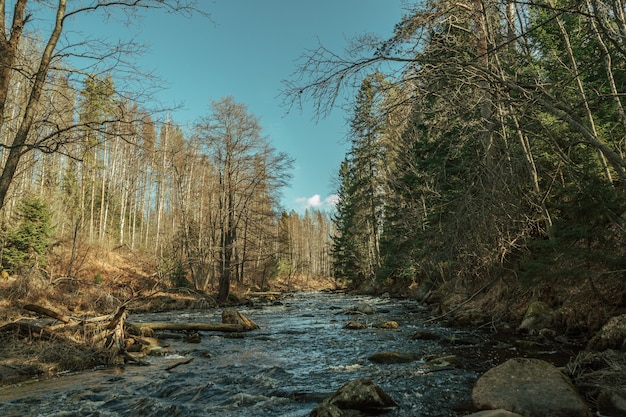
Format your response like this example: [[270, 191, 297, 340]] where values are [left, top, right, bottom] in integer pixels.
[[0, 198, 53, 274]]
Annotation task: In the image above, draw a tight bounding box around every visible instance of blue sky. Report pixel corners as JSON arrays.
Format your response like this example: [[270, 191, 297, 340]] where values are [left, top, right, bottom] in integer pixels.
[[68, 0, 406, 213]]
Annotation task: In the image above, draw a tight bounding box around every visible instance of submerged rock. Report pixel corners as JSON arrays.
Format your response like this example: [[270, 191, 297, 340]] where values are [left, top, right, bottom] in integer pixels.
[[344, 321, 367, 330], [309, 402, 344, 417], [346, 303, 375, 315], [183, 333, 201, 343], [310, 378, 397, 416], [368, 351, 420, 364], [411, 330, 442, 341], [424, 354, 461, 369], [473, 358, 591, 417]]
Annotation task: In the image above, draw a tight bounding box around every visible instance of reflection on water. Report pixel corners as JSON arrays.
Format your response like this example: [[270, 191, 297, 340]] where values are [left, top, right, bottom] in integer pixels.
[[0, 291, 568, 417]]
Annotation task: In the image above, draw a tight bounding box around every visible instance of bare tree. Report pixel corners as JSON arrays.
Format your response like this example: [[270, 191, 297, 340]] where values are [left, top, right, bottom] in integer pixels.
[[195, 97, 293, 301], [0, 0, 204, 211]]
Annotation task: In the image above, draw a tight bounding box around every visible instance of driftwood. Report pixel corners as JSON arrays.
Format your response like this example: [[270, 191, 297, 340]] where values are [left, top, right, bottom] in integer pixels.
[[106, 306, 127, 330], [23, 304, 75, 324], [165, 358, 194, 371], [128, 322, 248, 333], [222, 309, 259, 330]]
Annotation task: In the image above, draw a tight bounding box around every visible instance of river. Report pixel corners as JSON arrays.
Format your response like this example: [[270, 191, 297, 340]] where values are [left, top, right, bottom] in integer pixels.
[[0, 291, 576, 416]]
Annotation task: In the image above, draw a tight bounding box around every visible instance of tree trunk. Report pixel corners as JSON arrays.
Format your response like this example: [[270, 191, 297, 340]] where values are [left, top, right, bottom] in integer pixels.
[[550, 0, 613, 182], [0, 0, 28, 133], [0, 0, 67, 210]]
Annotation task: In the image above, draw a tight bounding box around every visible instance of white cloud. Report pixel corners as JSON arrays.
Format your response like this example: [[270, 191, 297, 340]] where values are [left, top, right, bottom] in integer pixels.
[[295, 194, 339, 211], [324, 194, 339, 207]]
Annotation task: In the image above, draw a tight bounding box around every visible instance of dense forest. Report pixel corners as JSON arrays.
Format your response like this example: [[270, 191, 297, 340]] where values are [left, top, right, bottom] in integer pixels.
[[1, 1, 625, 325], [0, 1, 334, 304], [283, 0, 626, 323]]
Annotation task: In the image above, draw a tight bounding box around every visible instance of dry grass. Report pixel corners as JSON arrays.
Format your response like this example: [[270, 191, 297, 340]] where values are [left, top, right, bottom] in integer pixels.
[[565, 349, 626, 405]]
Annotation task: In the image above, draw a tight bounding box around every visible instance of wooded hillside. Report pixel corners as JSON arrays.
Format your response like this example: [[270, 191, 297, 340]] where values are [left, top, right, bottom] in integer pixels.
[[284, 0, 626, 325], [1, 1, 625, 324], [0, 1, 334, 302]]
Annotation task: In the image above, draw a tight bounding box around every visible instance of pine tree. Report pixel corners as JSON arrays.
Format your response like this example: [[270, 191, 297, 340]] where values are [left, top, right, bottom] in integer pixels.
[[0, 198, 53, 274]]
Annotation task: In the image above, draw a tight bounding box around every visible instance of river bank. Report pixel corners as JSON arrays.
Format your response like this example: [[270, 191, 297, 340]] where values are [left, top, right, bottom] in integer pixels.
[[1, 242, 624, 415], [1, 283, 625, 416], [0, 291, 601, 416]]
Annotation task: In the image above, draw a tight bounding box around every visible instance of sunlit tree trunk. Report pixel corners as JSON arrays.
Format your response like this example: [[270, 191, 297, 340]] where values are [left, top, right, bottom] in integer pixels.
[[0, 0, 67, 210]]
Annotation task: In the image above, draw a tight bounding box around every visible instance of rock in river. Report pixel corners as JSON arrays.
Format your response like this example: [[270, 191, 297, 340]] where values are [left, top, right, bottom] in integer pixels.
[[346, 303, 375, 315], [472, 358, 591, 417], [368, 351, 420, 364], [374, 321, 399, 329], [310, 378, 397, 416], [344, 321, 367, 330]]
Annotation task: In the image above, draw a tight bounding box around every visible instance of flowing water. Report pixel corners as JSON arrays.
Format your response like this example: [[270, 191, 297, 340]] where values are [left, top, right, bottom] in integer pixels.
[[0, 291, 576, 416]]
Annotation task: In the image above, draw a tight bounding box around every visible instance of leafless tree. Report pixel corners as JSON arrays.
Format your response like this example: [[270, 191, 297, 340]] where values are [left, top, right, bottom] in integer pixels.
[[0, 0, 205, 211]]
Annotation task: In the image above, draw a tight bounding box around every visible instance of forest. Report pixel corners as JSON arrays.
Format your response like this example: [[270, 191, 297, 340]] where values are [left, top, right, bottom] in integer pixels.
[[0, 1, 335, 306], [283, 0, 626, 328], [0, 0, 625, 330]]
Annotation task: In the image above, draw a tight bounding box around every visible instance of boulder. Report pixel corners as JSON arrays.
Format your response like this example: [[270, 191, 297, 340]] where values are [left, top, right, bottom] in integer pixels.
[[472, 358, 591, 417], [346, 303, 375, 315], [587, 314, 626, 351], [518, 301, 553, 334], [368, 351, 420, 364], [221, 309, 259, 330], [310, 378, 396, 416], [597, 388, 626, 417]]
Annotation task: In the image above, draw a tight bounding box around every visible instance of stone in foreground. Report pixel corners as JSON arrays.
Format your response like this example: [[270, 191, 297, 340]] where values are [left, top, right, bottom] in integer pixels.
[[310, 378, 397, 416], [472, 358, 591, 417]]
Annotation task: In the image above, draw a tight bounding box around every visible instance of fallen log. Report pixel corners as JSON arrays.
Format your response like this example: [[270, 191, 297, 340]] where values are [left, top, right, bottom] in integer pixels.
[[165, 358, 194, 371], [246, 291, 282, 297], [23, 304, 74, 324], [127, 322, 248, 332], [0, 322, 54, 340]]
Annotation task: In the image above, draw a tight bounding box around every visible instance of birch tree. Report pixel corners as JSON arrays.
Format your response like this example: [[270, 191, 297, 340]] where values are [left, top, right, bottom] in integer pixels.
[[0, 0, 203, 211]]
